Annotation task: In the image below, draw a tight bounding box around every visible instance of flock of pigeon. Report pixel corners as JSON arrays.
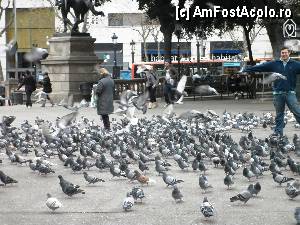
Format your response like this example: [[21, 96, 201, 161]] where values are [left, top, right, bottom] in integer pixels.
[[0, 96, 300, 224]]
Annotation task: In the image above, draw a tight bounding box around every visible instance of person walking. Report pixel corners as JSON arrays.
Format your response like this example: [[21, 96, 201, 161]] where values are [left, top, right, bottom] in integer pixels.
[[39, 72, 54, 107], [163, 62, 177, 106], [144, 65, 158, 109], [243, 47, 300, 136], [94, 67, 115, 131], [17, 70, 36, 108]]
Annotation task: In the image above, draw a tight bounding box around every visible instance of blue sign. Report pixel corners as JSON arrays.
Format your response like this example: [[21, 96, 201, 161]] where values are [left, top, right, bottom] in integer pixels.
[[223, 62, 241, 67]]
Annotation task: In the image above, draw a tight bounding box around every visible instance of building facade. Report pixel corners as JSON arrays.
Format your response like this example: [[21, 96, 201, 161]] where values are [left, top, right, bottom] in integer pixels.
[[0, 0, 274, 80]]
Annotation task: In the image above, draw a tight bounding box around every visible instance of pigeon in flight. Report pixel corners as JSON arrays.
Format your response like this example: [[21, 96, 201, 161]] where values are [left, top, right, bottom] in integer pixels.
[[3, 39, 18, 56], [194, 85, 219, 95], [24, 47, 48, 62], [263, 73, 287, 84]]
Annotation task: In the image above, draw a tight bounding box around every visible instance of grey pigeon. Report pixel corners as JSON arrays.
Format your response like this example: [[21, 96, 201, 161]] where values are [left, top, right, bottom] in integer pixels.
[[199, 175, 213, 193], [162, 172, 184, 187], [83, 172, 105, 184], [172, 185, 183, 203], [295, 207, 300, 225], [230, 189, 252, 204], [194, 85, 219, 95], [200, 197, 214, 218], [272, 172, 294, 186], [0, 170, 18, 186], [57, 111, 78, 129], [224, 174, 234, 189], [4, 39, 18, 56], [58, 175, 85, 196], [130, 187, 145, 202], [285, 181, 300, 199], [24, 47, 48, 62], [247, 182, 261, 196]]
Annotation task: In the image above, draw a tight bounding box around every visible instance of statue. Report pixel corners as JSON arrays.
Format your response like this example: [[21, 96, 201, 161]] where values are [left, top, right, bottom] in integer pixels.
[[55, 0, 105, 33]]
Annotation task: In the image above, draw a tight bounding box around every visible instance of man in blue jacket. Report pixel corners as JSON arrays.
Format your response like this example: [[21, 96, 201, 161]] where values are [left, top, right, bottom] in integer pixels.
[[243, 47, 300, 136]]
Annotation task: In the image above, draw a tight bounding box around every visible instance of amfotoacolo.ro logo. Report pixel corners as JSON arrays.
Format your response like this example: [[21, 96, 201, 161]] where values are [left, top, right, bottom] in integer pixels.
[[175, 5, 292, 20]]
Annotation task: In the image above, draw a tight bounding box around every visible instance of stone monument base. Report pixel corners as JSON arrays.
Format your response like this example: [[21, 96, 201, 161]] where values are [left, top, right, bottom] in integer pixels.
[[41, 33, 100, 102]]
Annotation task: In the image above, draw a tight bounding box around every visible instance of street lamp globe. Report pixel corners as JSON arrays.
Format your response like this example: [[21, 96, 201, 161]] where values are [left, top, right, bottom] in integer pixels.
[[111, 33, 118, 44]]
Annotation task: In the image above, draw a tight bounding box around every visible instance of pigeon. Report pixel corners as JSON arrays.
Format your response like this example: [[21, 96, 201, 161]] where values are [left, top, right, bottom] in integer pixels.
[[224, 174, 234, 189], [46, 193, 62, 211], [194, 85, 219, 95], [0, 170, 18, 185], [200, 197, 215, 218], [174, 75, 188, 103], [284, 39, 300, 52], [83, 172, 105, 184], [247, 182, 261, 196], [2, 116, 16, 127], [130, 186, 145, 202], [243, 167, 255, 181], [134, 170, 150, 185], [58, 175, 85, 196], [162, 172, 184, 187], [4, 39, 18, 56], [263, 73, 287, 84], [172, 185, 183, 203], [295, 207, 300, 225], [131, 91, 149, 114], [272, 172, 294, 186], [230, 189, 252, 204], [199, 175, 213, 193], [57, 111, 78, 129], [24, 47, 48, 62], [285, 181, 300, 199], [122, 192, 134, 211]]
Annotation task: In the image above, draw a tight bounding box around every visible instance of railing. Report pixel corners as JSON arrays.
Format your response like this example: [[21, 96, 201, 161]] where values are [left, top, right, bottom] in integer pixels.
[[113, 77, 165, 100]]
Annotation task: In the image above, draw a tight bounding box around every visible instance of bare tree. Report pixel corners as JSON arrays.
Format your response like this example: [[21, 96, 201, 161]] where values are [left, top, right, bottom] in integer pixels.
[[149, 20, 162, 60], [0, 0, 12, 82]]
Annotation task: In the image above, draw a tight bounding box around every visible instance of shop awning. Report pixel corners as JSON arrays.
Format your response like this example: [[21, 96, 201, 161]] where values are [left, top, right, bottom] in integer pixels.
[[210, 49, 242, 54], [142, 49, 191, 54]]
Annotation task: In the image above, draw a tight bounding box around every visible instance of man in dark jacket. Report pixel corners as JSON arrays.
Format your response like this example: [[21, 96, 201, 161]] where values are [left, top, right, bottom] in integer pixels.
[[39, 72, 54, 107], [17, 70, 36, 108], [94, 67, 115, 131], [163, 62, 178, 106], [243, 47, 300, 136]]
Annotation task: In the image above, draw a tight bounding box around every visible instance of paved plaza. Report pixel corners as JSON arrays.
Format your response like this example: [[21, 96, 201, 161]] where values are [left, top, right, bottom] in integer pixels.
[[0, 98, 299, 225]]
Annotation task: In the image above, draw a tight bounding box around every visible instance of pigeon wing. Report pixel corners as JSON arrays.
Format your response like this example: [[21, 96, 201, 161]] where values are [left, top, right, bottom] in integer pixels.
[[57, 111, 78, 129], [176, 75, 187, 94]]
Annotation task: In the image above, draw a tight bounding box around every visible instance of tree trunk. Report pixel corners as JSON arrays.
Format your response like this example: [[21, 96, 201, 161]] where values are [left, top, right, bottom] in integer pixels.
[[243, 25, 254, 65], [0, 61, 3, 82], [264, 22, 284, 59], [162, 29, 172, 63], [143, 39, 149, 62]]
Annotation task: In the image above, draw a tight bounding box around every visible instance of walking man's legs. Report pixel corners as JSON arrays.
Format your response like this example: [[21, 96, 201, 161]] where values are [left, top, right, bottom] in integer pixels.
[[273, 94, 286, 136], [101, 114, 110, 130], [26, 91, 32, 107], [286, 92, 300, 124]]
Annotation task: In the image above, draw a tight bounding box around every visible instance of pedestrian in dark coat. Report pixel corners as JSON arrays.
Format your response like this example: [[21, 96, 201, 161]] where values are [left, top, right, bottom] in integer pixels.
[[94, 68, 115, 131], [17, 70, 36, 108], [39, 72, 54, 107]]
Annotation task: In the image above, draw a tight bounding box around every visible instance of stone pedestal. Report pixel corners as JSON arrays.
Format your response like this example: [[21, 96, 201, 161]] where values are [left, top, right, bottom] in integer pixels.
[[41, 33, 100, 102]]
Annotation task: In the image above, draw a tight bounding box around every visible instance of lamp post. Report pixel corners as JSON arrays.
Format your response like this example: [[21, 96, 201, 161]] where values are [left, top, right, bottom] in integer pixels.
[[13, 0, 18, 79], [111, 33, 118, 78], [174, 23, 182, 80], [195, 28, 201, 75], [202, 40, 206, 58], [130, 40, 135, 64]]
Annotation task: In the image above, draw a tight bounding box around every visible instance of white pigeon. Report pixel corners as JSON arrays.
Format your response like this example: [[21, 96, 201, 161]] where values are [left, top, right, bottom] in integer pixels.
[[195, 85, 219, 95], [24, 47, 48, 62], [35, 90, 47, 103], [4, 39, 18, 56], [263, 72, 287, 84], [200, 197, 215, 218], [122, 192, 135, 211], [284, 39, 300, 52], [46, 193, 62, 211]]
